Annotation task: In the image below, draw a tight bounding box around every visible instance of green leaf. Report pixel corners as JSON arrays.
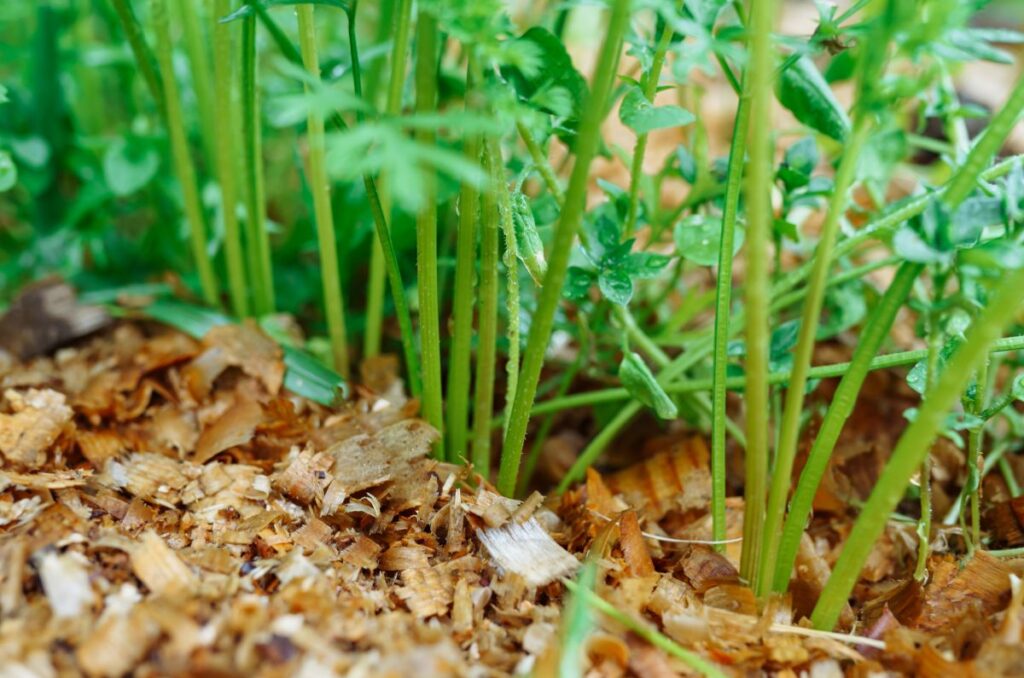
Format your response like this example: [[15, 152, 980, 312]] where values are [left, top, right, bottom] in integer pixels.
[[619, 351, 678, 419], [619, 86, 695, 134], [674, 214, 744, 267], [623, 252, 671, 279], [598, 268, 634, 305], [777, 55, 850, 141], [558, 560, 597, 677], [0, 151, 16, 192], [103, 137, 160, 197], [564, 266, 595, 300], [220, 0, 350, 23], [512, 192, 547, 284], [503, 27, 587, 120]]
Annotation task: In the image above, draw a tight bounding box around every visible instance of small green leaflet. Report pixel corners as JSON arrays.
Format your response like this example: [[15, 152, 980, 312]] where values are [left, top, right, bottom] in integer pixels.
[[103, 137, 160, 197], [0, 151, 16, 192], [619, 86, 695, 135], [511, 191, 547, 284], [777, 55, 850, 141], [674, 214, 744, 267], [619, 351, 678, 419], [503, 27, 587, 120]]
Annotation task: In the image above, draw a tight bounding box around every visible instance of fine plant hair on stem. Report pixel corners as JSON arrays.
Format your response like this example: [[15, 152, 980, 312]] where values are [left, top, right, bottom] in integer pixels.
[[498, 0, 631, 497], [623, 21, 673, 236], [211, 0, 249, 318], [297, 5, 350, 380], [552, 154, 1022, 492], [446, 55, 481, 464], [109, 0, 165, 117], [710, 70, 750, 551], [472, 142, 502, 478], [151, 0, 219, 307], [364, 0, 413, 359], [738, 0, 777, 582], [755, 119, 874, 595], [772, 261, 922, 592], [240, 11, 275, 315], [414, 9, 445, 456], [811, 67, 1024, 631]]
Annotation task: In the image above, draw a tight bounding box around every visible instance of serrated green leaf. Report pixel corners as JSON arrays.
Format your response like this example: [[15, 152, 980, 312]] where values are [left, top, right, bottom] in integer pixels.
[[619, 86, 695, 134]]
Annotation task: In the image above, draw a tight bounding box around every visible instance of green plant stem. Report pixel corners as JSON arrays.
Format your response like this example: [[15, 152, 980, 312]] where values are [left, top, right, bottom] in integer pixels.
[[812, 270, 1024, 630], [297, 6, 350, 380], [152, 0, 218, 306], [240, 12, 275, 315], [756, 118, 873, 595], [812, 70, 1024, 631], [967, 357, 990, 554], [178, 0, 216, 167], [211, 0, 249, 318], [623, 23, 673, 236], [710, 70, 750, 551], [446, 56, 481, 464], [414, 10, 444, 456], [772, 262, 923, 592], [999, 456, 1022, 498], [497, 0, 630, 497], [561, 579, 727, 678], [109, 0, 165, 117], [472, 144, 502, 479], [738, 0, 777, 582], [988, 546, 1024, 558], [497, 158, 521, 434], [516, 122, 564, 204], [551, 155, 1022, 492], [364, 0, 413, 359]]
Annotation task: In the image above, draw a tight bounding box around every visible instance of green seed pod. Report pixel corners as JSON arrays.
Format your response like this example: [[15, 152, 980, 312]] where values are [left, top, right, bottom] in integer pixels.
[[618, 351, 678, 420], [511, 191, 547, 284], [777, 55, 850, 142]]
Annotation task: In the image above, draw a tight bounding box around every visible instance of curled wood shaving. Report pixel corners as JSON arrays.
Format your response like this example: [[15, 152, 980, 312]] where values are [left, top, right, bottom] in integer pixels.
[[193, 398, 263, 464], [0, 388, 73, 468], [130, 531, 197, 597], [202, 323, 284, 395], [477, 518, 578, 587]]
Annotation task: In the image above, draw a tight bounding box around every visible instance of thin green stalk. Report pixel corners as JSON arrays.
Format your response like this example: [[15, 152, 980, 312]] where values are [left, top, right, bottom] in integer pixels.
[[988, 546, 1024, 558], [756, 118, 874, 595], [297, 6, 350, 380], [446, 56, 481, 464], [472, 144, 502, 478], [211, 0, 249, 318], [414, 10, 444, 455], [562, 579, 727, 678], [496, 147, 521, 432], [497, 0, 631, 496], [966, 357, 990, 554], [738, 0, 777, 582], [710, 71, 751, 551], [999, 456, 1022, 498], [152, 0, 218, 306], [553, 155, 1022, 493], [812, 269, 1024, 630], [623, 23, 673, 236], [109, 0, 164, 116], [772, 262, 923, 592], [364, 0, 413, 359], [240, 12, 275, 315], [516, 122, 564, 204], [178, 0, 216, 167], [812, 69, 1024, 631]]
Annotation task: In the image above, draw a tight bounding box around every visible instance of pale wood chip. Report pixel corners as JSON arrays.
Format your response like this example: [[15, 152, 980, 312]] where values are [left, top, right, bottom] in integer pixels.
[[379, 543, 432, 571], [202, 322, 284, 395], [451, 576, 473, 636], [0, 388, 73, 468], [0, 468, 91, 490], [397, 567, 453, 618], [477, 518, 578, 587], [194, 398, 263, 463], [326, 420, 439, 505], [339, 535, 382, 570], [293, 516, 335, 553], [76, 603, 160, 677], [605, 436, 710, 519], [130, 530, 197, 597], [104, 452, 192, 508], [620, 510, 655, 577], [77, 428, 129, 466], [37, 550, 95, 618], [272, 447, 334, 506]]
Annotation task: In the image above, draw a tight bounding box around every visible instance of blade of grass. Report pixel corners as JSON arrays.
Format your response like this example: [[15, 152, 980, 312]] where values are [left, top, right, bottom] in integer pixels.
[[414, 8, 444, 456], [364, 0, 413, 359], [446, 55, 481, 464], [240, 9, 275, 315], [177, 0, 216, 167], [152, 0, 219, 306], [109, 0, 165, 116], [498, 0, 631, 496], [738, 0, 777, 582], [710, 69, 751, 551], [772, 261, 922, 592], [297, 4, 350, 379], [557, 561, 598, 677]]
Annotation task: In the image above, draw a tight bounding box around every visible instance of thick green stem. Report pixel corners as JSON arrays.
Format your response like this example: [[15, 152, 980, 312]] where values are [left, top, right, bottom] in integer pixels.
[[812, 268, 1024, 630], [297, 5, 350, 379], [623, 23, 673, 236], [966, 357, 990, 554], [364, 0, 413, 359], [414, 10, 444, 455], [710, 71, 751, 550], [241, 12, 275, 315], [446, 56, 481, 464], [738, 0, 777, 582], [471, 144, 502, 479], [497, 154, 521, 433], [152, 0, 218, 306], [109, 0, 165, 117], [211, 0, 249, 318], [178, 0, 216, 167], [756, 118, 874, 595], [772, 262, 922, 592], [497, 0, 631, 496]]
